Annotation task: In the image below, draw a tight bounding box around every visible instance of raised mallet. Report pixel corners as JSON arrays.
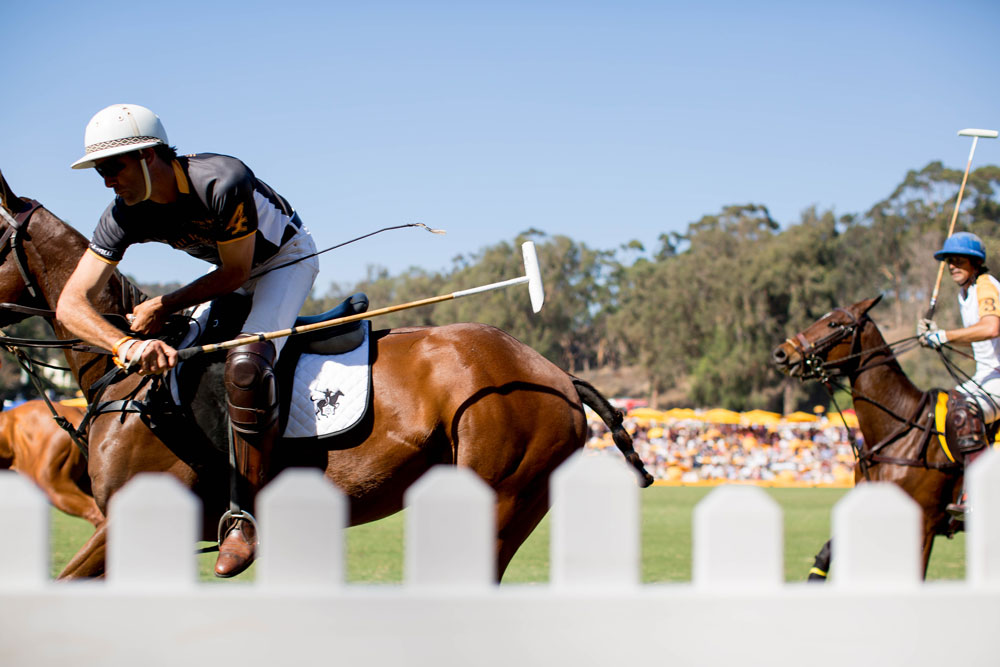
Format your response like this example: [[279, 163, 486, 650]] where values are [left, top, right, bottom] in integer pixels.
[[926, 128, 998, 318], [177, 241, 545, 360]]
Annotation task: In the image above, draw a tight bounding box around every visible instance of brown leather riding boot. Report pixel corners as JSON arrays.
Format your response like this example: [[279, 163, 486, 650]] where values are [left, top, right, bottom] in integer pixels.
[[215, 340, 279, 578]]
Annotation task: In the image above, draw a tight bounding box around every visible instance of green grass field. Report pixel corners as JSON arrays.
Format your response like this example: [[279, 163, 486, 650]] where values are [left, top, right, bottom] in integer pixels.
[[49, 486, 966, 583]]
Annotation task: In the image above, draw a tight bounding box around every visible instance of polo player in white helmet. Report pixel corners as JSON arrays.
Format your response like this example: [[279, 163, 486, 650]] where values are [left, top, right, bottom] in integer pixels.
[[58, 104, 320, 577], [918, 231, 1000, 519]]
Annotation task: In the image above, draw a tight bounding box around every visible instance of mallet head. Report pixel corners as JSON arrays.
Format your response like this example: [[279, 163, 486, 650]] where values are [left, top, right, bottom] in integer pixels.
[[959, 128, 999, 139], [521, 241, 545, 313]]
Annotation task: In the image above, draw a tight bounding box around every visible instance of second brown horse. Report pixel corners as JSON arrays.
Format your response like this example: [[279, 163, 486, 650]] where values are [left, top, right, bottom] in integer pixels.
[[772, 296, 962, 577], [0, 399, 103, 526]]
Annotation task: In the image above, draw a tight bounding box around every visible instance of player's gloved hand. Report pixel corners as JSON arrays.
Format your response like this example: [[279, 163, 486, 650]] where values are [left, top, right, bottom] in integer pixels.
[[917, 318, 938, 336], [919, 328, 948, 350]]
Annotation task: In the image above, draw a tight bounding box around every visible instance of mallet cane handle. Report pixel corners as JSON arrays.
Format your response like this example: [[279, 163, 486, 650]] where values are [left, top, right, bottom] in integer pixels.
[[926, 136, 980, 320]]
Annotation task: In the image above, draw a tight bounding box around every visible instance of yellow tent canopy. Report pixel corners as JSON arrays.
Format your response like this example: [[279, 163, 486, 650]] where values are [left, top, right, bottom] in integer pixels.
[[701, 408, 742, 424], [626, 407, 664, 420], [827, 411, 860, 428], [741, 409, 782, 426], [784, 411, 819, 423], [662, 407, 698, 421]]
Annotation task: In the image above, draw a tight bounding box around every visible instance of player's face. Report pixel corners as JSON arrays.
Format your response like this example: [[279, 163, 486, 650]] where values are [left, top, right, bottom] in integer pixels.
[[94, 152, 145, 205], [946, 255, 975, 287]]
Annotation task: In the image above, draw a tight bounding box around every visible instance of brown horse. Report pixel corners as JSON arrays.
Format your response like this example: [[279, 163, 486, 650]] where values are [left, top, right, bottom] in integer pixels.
[[771, 296, 962, 578], [0, 169, 652, 580], [0, 399, 103, 526]]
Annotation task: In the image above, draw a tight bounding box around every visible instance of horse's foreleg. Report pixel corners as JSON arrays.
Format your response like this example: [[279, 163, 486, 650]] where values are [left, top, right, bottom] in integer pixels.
[[57, 521, 107, 579], [920, 519, 937, 579], [808, 539, 832, 582]]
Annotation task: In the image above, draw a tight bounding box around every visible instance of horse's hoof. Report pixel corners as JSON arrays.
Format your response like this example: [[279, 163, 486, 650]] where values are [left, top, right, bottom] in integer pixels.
[[214, 525, 256, 578]]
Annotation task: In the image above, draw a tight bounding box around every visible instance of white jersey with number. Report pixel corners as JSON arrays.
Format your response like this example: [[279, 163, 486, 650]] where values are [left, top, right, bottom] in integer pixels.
[[959, 273, 1000, 379]]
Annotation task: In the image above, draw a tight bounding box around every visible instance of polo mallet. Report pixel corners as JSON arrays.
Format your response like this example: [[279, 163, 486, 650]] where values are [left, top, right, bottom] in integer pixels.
[[176, 241, 545, 360], [925, 128, 998, 319]]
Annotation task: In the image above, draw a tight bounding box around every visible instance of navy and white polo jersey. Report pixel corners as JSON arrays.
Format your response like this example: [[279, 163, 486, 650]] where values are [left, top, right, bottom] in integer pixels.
[[89, 153, 304, 268]]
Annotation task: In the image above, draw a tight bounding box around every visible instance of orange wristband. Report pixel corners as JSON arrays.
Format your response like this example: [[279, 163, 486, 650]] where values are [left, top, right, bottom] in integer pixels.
[[111, 335, 135, 357]]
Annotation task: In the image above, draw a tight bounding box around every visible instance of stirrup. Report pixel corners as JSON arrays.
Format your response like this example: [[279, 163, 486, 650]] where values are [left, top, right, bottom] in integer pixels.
[[217, 508, 260, 546], [945, 503, 968, 521]]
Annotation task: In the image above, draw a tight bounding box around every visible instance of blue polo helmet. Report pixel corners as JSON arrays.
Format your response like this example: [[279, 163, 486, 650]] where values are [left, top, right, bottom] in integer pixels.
[[933, 231, 986, 262]]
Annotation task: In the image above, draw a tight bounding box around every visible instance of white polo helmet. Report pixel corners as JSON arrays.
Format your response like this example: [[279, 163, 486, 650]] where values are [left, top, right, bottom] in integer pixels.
[[70, 104, 168, 169]]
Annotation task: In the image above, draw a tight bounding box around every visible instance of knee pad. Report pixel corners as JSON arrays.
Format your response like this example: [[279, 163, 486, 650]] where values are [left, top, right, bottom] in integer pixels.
[[946, 390, 988, 455], [225, 341, 278, 437]]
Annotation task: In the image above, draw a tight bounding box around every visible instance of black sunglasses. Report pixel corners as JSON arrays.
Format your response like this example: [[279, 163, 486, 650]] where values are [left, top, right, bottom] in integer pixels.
[[94, 158, 128, 178]]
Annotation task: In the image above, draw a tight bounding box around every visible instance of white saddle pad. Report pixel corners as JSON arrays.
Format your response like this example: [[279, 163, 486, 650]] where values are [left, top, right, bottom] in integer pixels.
[[283, 321, 372, 440], [168, 308, 371, 441]]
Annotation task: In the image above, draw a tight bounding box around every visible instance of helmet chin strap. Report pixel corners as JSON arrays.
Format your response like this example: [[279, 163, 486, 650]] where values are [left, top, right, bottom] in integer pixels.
[[139, 157, 152, 201]]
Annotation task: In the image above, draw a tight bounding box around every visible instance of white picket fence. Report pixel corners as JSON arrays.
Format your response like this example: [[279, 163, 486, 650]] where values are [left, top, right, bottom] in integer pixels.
[[3, 451, 1000, 667]]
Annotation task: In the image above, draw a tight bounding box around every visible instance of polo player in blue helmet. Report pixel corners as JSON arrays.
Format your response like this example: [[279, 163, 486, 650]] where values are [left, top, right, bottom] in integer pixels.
[[918, 231, 1000, 519]]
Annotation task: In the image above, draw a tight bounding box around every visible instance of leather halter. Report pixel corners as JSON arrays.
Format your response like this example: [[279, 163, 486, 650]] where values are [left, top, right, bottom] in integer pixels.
[[0, 198, 44, 300], [783, 307, 867, 382]]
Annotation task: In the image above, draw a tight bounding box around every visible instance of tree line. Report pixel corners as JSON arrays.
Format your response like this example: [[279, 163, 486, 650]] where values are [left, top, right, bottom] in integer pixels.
[[3, 161, 998, 412]]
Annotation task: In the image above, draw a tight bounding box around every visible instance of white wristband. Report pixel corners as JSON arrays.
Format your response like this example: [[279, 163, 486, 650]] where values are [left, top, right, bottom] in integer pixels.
[[124, 339, 154, 371], [117, 338, 138, 366]]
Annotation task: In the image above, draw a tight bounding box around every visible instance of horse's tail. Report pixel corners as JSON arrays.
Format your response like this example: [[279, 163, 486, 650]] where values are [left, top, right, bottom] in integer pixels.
[[570, 376, 654, 487]]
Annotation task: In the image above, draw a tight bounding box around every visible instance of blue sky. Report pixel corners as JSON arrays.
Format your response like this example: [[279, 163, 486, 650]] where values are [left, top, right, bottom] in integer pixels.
[[3, 1, 999, 296]]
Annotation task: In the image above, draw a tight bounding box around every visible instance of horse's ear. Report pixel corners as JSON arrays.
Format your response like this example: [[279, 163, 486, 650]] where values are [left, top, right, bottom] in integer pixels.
[[0, 169, 26, 216], [856, 294, 884, 317]]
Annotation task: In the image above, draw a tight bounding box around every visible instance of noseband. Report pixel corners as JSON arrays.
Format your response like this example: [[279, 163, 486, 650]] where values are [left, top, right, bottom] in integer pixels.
[[784, 307, 869, 382]]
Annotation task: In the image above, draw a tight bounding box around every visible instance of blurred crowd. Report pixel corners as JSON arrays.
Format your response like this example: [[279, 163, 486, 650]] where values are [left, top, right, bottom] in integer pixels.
[[586, 410, 859, 486]]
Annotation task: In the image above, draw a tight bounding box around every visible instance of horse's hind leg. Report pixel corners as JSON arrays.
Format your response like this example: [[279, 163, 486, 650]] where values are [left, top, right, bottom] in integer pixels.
[[38, 437, 103, 527], [808, 539, 832, 582], [43, 478, 104, 528], [57, 522, 107, 579], [494, 475, 551, 581]]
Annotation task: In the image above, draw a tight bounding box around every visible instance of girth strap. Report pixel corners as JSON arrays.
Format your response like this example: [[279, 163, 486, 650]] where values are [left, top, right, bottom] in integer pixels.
[[92, 399, 147, 416]]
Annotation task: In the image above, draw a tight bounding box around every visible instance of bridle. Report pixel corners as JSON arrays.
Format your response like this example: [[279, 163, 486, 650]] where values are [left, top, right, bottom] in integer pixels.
[[0, 198, 45, 303], [783, 307, 874, 383]]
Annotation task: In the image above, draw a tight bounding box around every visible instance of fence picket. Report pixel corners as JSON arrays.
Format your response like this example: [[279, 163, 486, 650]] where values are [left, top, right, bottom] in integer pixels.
[[832, 482, 921, 586], [0, 471, 48, 587], [404, 465, 495, 587], [551, 451, 639, 587], [693, 485, 783, 587], [107, 473, 199, 587], [257, 467, 346, 588], [967, 449, 1000, 584]]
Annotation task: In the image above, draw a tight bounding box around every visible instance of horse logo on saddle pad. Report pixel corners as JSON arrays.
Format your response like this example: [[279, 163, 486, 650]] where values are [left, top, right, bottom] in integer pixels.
[[312, 388, 344, 418]]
